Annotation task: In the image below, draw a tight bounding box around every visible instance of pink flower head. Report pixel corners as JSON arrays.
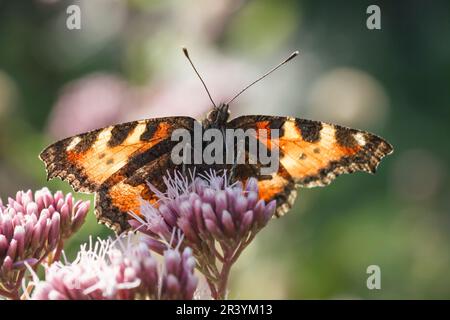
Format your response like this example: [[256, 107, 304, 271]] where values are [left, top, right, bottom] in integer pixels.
[[0, 188, 89, 299], [131, 170, 276, 299], [31, 235, 197, 300]]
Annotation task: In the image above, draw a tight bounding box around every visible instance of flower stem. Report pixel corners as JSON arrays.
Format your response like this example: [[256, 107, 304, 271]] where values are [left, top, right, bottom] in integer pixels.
[[206, 279, 218, 299], [216, 258, 232, 300], [51, 239, 65, 264]]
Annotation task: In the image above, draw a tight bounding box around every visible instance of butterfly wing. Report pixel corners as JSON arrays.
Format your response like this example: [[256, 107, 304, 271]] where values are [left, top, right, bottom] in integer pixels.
[[227, 115, 393, 216], [40, 117, 196, 232]]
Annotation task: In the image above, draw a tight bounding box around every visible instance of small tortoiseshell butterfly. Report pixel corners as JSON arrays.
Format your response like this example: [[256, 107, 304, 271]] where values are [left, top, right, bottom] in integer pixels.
[[40, 49, 393, 233]]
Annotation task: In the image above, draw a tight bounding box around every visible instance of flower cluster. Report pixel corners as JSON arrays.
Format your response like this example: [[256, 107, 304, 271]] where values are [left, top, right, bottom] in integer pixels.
[[131, 171, 276, 299], [1, 170, 277, 300], [31, 236, 198, 300], [0, 188, 89, 299]]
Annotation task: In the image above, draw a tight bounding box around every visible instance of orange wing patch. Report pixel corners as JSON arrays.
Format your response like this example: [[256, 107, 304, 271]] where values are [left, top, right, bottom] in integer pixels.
[[94, 182, 148, 231], [277, 119, 363, 186], [67, 122, 167, 187], [278, 118, 392, 188], [240, 116, 392, 187], [41, 119, 183, 192], [95, 151, 176, 230]]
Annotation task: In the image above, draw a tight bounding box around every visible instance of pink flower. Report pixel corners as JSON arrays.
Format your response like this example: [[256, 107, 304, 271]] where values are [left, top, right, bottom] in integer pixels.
[[31, 236, 198, 300], [131, 170, 276, 299], [47, 73, 129, 139], [0, 188, 89, 299]]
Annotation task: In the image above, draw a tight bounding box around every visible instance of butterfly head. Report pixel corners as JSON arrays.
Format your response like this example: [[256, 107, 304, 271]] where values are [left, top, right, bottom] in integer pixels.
[[183, 47, 299, 130], [203, 103, 230, 128]]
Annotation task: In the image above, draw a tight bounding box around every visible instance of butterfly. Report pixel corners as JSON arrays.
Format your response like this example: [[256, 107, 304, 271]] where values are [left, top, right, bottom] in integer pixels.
[[39, 49, 393, 233]]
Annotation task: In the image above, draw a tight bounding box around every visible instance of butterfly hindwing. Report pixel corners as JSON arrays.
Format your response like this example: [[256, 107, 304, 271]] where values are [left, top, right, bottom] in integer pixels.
[[95, 152, 180, 231], [40, 116, 196, 232], [227, 115, 393, 216]]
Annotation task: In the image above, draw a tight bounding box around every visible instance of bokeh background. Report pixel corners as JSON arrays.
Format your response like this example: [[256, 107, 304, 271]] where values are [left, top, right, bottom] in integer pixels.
[[1, 0, 449, 299]]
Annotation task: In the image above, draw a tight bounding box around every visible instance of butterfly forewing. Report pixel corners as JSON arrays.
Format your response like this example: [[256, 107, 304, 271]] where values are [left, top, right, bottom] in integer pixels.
[[227, 115, 393, 216], [40, 116, 196, 232]]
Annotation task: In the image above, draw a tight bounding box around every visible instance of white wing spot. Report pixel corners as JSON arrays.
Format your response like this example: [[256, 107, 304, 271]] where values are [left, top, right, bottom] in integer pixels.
[[66, 137, 81, 151], [354, 132, 366, 146]]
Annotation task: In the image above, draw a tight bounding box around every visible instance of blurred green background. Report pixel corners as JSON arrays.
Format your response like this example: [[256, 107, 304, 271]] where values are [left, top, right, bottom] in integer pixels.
[[1, 0, 449, 299]]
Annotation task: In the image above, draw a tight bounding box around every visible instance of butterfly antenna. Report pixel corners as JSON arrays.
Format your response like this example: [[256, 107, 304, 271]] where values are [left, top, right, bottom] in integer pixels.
[[182, 47, 217, 108], [226, 50, 299, 105]]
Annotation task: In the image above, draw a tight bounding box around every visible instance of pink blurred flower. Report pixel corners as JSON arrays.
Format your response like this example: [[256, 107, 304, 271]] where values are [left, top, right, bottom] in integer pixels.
[[47, 73, 130, 139], [126, 55, 254, 121], [46, 55, 252, 141]]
